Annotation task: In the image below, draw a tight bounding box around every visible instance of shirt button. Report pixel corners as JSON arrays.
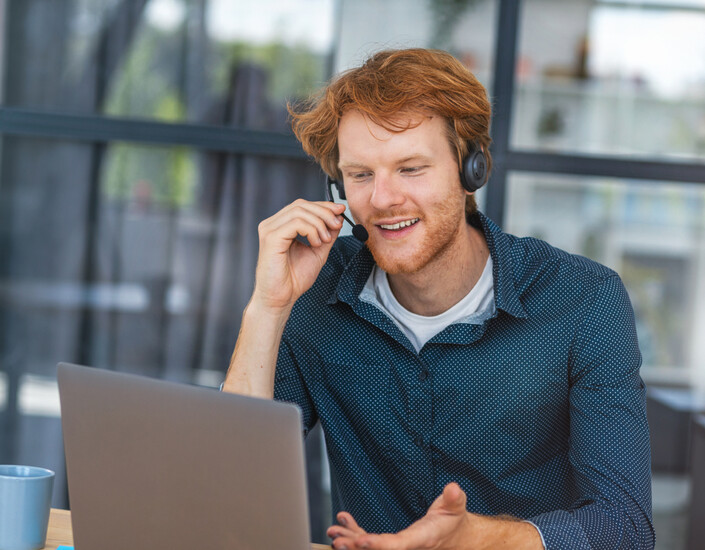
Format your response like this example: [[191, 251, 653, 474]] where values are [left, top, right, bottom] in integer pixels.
[[414, 435, 425, 448], [418, 370, 430, 381]]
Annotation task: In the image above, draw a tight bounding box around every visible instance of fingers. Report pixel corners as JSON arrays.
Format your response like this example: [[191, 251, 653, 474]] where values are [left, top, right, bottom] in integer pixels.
[[269, 209, 338, 247], [428, 482, 467, 515], [442, 482, 467, 512], [259, 199, 345, 249], [351, 533, 406, 549], [249, 200, 347, 311], [328, 485, 470, 550], [328, 530, 361, 548], [336, 512, 365, 532], [327, 511, 366, 539], [327, 525, 359, 541], [328, 511, 368, 548]]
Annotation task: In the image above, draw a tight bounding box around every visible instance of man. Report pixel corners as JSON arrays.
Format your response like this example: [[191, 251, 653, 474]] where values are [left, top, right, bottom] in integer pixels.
[[223, 49, 654, 549]]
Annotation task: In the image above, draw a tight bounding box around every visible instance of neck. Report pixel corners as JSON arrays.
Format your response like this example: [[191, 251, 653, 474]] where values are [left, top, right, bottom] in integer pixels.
[[386, 223, 489, 316]]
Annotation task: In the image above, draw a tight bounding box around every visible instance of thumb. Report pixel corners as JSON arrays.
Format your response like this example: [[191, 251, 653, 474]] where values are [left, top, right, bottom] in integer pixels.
[[440, 482, 467, 513]]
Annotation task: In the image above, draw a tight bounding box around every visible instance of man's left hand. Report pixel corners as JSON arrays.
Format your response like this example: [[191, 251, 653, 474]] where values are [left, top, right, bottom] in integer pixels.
[[326, 483, 543, 550]]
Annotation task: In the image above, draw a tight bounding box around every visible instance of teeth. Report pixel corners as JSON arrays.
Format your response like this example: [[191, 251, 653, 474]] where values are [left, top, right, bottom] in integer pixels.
[[379, 218, 419, 230]]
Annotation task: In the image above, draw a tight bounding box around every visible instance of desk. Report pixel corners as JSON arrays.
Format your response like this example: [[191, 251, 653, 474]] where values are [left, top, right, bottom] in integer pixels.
[[44, 509, 331, 550], [44, 509, 73, 549]]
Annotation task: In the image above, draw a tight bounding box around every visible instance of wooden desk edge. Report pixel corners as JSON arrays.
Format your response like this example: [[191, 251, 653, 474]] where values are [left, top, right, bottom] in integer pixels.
[[45, 509, 73, 549], [46, 508, 330, 550]]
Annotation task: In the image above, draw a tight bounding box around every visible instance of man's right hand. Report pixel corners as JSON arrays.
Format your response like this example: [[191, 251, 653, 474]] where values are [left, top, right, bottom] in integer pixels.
[[251, 199, 346, 314], [224, 199, 346, 399]]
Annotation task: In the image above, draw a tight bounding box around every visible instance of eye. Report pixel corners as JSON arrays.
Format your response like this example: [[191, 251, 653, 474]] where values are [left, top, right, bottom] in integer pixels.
[[400, 165, 427, 175], [348, 171, 372, 181]]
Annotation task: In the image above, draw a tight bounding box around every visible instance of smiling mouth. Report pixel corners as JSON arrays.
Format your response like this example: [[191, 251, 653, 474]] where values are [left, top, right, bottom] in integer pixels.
[[378, 218, 420, 230]]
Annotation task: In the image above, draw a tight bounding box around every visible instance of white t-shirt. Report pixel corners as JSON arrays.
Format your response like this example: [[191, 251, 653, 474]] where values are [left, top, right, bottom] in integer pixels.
[[359, 256, 496, 353]]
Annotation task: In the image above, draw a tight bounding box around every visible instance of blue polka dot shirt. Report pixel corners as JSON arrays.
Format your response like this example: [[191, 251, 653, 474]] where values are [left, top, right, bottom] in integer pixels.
[[274, 212, 655, 549]]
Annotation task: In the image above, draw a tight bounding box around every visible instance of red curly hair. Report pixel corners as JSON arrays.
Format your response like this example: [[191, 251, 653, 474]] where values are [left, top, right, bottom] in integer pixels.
[[288, 48, 492, 214]]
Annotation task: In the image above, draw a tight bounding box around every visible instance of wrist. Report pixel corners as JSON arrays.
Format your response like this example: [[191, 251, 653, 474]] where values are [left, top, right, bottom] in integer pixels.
[[244, 296, 293, 328], [468, 514, 544, 550], [223, 297, 292, 399]]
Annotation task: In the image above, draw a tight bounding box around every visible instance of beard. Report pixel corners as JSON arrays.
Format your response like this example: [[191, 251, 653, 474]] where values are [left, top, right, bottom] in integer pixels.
[[365, 195, 467, 275]]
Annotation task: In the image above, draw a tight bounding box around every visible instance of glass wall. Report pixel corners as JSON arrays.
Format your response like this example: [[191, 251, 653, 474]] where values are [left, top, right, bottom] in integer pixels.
[[335, 0, 497, 84], [3, 0, 335, 128], [514, 0, 705, 162]]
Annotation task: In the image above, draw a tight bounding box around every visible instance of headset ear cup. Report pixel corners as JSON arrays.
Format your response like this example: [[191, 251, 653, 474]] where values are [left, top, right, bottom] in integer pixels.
[[460, 147, 487, 193]]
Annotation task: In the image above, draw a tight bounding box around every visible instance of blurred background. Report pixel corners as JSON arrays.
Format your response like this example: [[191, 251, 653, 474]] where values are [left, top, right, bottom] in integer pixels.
[[1, 0, 704, 547]]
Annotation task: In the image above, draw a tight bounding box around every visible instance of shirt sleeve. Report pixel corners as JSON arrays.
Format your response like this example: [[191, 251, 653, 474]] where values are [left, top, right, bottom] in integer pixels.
[[273, 335, 318, 437], [529, 274, 655, 550]]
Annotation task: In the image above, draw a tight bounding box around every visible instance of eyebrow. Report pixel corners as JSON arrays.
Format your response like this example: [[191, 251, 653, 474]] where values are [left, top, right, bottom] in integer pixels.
[[338, 155, 433, 171], [338, 162, 370, 171], [395, 155, 433, 165]]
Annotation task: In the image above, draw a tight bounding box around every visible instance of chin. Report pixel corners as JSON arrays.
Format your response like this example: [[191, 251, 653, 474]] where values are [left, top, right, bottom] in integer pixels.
[[368, 244, 428, 275], [367, 225, 461, 275], [374, 259, 421, 275]]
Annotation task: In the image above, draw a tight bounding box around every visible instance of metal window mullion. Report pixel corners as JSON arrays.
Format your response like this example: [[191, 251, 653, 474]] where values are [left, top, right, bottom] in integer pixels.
[[487, 0, 522, 228], [506, 150, 705, 185], [0, 107, 306, 158]]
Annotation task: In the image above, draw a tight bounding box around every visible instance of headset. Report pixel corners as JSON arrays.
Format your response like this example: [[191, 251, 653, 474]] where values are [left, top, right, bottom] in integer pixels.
[[326, 175, 369, 241], [326, 142, 488, 242], [459, 142, 488, 193]]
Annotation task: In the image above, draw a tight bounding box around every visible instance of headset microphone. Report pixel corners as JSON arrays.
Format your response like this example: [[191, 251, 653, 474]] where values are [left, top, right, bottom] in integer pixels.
[[349, 217, 369, 242], [325, 176, 369, 242]]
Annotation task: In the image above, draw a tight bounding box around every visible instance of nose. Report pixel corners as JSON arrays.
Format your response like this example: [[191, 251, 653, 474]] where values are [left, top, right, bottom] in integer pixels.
[[369, 172, 405, 211]]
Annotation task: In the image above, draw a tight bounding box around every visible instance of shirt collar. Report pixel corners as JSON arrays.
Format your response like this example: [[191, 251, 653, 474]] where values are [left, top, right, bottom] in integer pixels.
[[473, 212, 528, 319], [329, 211, 528, 320], [327, 245, 376, 306]]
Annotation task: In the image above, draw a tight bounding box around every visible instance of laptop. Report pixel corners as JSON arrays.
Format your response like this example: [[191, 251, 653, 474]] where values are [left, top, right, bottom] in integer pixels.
[[57, 362, 311, 550]]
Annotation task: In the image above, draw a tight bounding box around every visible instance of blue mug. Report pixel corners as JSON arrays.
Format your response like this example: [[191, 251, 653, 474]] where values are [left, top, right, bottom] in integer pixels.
[[0, 465, 55, 550]]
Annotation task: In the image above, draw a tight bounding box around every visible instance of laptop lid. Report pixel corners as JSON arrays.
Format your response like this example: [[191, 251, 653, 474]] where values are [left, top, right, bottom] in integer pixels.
[[57, 362, 311, 550]]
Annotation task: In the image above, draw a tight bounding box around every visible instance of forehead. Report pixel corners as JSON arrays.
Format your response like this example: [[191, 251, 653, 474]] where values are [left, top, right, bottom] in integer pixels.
[[337, 110, 451, 162]]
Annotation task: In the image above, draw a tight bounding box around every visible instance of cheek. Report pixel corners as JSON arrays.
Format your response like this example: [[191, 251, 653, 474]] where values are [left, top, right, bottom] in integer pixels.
[[343, 183, 370, 207], [427, 187, 466, 214], [345, 195, 366, 222]]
